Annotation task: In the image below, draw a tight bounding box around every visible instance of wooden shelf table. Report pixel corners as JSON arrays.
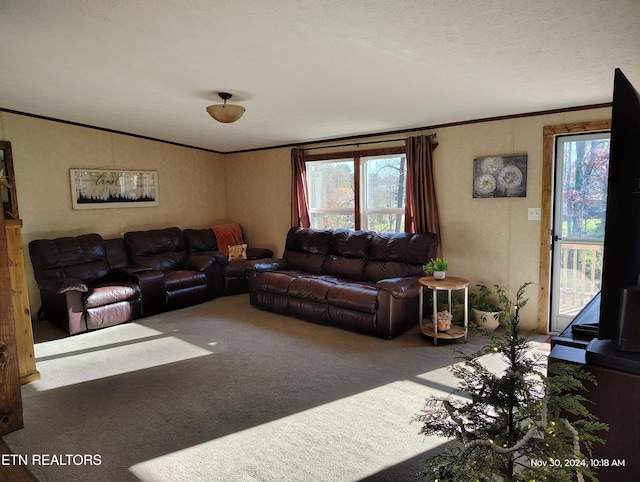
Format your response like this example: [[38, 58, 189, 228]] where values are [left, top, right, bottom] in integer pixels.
[[419, 276, 469, 345]]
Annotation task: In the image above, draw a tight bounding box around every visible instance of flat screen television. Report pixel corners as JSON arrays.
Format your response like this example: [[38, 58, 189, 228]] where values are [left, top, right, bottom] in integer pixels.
[[597, 68, 640, 353]]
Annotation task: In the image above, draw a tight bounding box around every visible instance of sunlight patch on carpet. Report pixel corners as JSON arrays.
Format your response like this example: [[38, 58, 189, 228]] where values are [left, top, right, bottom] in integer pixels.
[[29, 323, 220, 391], [129, 378, 450, 482]]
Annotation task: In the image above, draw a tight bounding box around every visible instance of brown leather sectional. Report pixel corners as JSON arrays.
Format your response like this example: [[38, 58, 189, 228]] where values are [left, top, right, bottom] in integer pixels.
[[248, 227, 439, 338], [29, 225, 436, 338], [28, 226, 272, 334]]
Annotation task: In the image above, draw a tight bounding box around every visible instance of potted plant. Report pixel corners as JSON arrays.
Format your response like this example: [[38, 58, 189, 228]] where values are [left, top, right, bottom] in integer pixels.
[[469, 283, 507, 331], [423, 257, 449, 279], [414, 283, 607, 481]]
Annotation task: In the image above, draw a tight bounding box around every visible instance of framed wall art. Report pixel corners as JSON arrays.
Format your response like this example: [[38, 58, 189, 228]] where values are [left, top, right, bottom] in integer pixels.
[[70, 169, 159, 209], [473, 154, 527, 198]]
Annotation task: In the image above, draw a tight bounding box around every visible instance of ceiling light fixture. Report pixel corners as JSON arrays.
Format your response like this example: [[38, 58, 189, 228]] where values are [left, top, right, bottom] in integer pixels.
[[206, 92, 245, 123]]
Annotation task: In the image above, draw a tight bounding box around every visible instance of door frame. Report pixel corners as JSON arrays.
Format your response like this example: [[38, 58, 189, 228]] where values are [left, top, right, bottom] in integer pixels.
[[537, 119, 611, 334]]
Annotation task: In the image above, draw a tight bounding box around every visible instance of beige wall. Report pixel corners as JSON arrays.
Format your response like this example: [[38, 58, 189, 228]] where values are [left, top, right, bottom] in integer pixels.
[[1, 106, 612, 332], [225, 107, 612, 332], [0, 111, 226, 313], [224, 147, 292, 255]]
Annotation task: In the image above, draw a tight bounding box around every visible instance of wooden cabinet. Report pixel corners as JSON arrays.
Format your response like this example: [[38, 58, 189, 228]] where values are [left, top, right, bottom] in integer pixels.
[[549, 345, 640, 481], [5, 219, 39, 384], [0, 214, 23, 436]]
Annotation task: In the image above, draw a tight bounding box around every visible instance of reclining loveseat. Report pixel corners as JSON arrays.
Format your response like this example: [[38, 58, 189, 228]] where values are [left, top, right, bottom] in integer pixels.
[[248, 227, 438, 338]]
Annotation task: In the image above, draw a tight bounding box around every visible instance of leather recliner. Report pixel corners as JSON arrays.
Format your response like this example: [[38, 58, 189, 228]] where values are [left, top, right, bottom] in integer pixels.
[[29, 233, 142, 334]]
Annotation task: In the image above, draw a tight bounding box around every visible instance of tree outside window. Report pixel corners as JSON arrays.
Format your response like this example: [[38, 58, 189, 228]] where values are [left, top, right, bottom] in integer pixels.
[[307, 151, 406, 231]]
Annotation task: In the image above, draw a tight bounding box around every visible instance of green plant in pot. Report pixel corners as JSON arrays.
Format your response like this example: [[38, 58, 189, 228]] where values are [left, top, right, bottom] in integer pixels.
[[414, 282, 607, 481], [423, 257, 449, 280], [469, 283, 508, 331]]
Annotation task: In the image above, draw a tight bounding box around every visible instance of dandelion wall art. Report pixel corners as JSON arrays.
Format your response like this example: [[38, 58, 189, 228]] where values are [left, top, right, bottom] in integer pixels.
[[473, 154, 527, 198]]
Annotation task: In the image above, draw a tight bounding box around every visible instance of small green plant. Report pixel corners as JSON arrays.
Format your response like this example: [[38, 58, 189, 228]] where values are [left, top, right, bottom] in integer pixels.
[[470, 283, 507, 312], [423, 257, 449, 274], [470, 283, 509, 325], [414, 283, 608, 481]]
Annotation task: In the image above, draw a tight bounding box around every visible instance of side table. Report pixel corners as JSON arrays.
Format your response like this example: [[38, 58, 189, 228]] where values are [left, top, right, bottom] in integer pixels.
[[419, 276, 469, 345]]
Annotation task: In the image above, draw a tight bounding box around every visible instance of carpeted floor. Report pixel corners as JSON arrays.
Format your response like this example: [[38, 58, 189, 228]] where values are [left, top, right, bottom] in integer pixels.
[[3, 295, 549, 481]]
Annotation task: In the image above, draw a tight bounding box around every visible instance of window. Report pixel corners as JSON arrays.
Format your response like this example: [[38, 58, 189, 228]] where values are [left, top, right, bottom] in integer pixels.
[[308, 158, 355, 229], [306, 149, 406, 231]]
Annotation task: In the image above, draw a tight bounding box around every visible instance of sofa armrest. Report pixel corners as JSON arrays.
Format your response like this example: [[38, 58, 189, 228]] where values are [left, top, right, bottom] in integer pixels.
[[135, 269, 167, 316], [245, 258, 288, 272], [246, 247, 274, 260], [114, 265, 154, 276], [184, 254, 216, 272], [202, 251, 228, 266], [376, 277, 421, 299], [37, 277, 88, 294]]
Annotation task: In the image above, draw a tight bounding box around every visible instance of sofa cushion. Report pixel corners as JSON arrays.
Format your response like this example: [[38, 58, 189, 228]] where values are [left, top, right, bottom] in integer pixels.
[[84, 282, 140, 308], [253, 271, 300, 296], [228, 243, 247, 260], [320, 229, 371, 280], [283, 250, 326, 274], [85, 300, 141, 330], [363, 232, 437, 281], [287, 276, 335, 303], [29, 233, 111, 283], [285, 227, 332, 255], [327, 281, 378, 313], [163, 270, 207, 291], [329, 229, 372, 257], [283, 227, 332, 273], [183, 228, 218, 253], [124, 227, 186, 269]]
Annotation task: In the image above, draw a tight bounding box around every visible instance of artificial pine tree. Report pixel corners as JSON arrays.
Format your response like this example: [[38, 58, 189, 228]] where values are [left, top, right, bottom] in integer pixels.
[[414, 282, 607, 481]]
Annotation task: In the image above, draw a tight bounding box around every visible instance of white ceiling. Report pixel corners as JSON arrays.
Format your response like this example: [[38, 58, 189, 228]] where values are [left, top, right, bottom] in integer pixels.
[[1, 0, 639, 153]]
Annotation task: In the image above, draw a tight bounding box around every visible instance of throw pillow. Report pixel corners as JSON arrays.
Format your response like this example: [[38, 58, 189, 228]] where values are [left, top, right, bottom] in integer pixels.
[[228, 244, 248, 261]]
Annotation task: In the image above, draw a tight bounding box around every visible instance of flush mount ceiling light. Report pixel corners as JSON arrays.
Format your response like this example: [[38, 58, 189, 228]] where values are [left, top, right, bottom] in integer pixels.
[[206, 92, 245, 123]]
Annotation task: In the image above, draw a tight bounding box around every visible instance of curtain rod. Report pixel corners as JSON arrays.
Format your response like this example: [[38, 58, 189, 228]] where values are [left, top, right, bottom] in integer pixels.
[[303, 133, 437, 151]]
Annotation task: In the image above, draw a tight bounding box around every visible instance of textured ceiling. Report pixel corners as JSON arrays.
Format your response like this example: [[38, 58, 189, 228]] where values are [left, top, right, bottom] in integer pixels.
[[1, 0, 639, 153]]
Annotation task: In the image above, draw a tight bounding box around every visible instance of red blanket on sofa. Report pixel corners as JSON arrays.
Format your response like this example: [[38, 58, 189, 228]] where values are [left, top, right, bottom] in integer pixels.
[[211, 223, 244, 258]]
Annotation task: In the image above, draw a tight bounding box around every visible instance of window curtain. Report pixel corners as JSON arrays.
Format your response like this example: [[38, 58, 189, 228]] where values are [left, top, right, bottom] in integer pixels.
[[405, 135, 442, 256], [291, 148, 310, 228]]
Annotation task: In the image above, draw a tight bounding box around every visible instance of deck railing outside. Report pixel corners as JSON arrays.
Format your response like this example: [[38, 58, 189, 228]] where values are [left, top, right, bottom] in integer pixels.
[[559, 243, 603, 317]]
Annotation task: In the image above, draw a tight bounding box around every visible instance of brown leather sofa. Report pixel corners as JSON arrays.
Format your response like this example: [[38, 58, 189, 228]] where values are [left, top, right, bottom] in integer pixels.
[[29, 233, 143, 334], [248, 227, 438, 338], [184, 227, 274, 295]]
